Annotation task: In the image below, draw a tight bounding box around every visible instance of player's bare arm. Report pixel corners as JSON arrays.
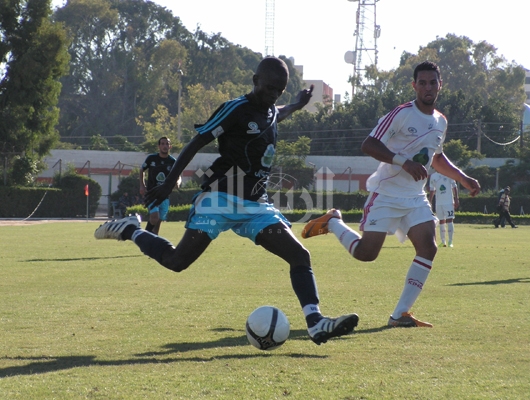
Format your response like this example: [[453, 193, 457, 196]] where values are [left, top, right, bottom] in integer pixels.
[[361, 136, 428, 182], [277, 85, 314, 122], [431, 153, 481, 196], [145, 133, 213, 207]]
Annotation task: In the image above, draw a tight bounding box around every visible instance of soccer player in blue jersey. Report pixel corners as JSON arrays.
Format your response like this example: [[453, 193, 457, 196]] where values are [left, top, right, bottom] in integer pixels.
[[140, 137, 177, 235], [95, 57, 358, 345]]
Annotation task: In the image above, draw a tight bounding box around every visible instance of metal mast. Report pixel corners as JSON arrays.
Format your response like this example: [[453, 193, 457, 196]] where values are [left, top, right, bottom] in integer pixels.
[[344, 0, 380, 95], [265, 0, 275, 56]]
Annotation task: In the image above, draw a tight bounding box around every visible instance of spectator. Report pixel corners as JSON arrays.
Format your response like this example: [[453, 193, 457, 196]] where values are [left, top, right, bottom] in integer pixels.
[[494, 186, 517, 228], [118, 192, 132, 215]]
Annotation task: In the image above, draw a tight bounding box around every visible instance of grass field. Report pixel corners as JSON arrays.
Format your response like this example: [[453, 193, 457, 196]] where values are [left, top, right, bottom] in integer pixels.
[[1, 221, 529, 399]]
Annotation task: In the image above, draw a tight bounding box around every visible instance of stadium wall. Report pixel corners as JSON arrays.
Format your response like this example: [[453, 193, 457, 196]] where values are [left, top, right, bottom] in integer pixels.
[[37, 149, 514, 214]]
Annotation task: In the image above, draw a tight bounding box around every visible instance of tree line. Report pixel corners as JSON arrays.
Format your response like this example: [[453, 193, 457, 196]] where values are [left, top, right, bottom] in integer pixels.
[[1, 0, 528, 187]]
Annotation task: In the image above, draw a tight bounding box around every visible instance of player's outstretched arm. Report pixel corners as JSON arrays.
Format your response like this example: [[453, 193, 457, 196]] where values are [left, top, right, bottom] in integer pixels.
[[431, 153, 481, 197], [277, 85, 314, 122]]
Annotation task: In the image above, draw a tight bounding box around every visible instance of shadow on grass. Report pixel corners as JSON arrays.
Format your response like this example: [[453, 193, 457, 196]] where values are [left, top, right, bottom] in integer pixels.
[[355, 326, 393, 334], [0, 329, 327, 378], [447, 277, 530, 286], [136, 328, 334, 357], [21, 255, 142, 262]]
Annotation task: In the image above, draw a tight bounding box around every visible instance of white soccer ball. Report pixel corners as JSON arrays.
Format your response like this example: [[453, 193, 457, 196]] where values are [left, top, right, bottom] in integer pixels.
[[245, 306, 290, 351]]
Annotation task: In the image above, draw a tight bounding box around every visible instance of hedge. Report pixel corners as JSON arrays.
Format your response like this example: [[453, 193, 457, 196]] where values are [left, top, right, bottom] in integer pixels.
[[126, 205, 530, 226], [0, 184, 100, 218], [2, 185, 528, 222]]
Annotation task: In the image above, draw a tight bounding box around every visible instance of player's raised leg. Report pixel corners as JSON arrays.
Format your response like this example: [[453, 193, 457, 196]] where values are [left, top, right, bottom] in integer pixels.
[[95, 214, 211, 272], [94, 214, 142, 240]]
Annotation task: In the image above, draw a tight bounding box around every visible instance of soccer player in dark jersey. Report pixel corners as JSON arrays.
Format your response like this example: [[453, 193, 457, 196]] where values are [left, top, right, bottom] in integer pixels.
[[140, 137, 177, 234], [95, 57, 358, 345]]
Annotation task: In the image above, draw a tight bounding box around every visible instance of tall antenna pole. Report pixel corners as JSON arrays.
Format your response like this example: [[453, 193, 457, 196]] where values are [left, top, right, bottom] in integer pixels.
[[344, 0, 380, 95], [265, 0, 275, 56]]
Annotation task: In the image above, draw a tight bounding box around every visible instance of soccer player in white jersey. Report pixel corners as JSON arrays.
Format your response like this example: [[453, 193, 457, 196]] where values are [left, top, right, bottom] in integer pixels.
[[302, 61, 481, 328], [429, 171, 459, 247]]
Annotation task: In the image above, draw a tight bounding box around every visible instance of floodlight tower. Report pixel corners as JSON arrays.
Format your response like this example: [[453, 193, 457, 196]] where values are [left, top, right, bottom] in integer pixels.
[[265, 0, 275, 56], [344, 0, 381, 95]]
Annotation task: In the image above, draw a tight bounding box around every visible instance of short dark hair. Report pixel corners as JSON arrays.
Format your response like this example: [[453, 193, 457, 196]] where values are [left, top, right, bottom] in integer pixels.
[[158, 137, 170, 145], [256, 57, 289, 78], [414, 61, 441, 82]]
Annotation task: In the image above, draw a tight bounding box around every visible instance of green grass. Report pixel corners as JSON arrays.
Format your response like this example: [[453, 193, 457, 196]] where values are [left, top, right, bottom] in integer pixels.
[[1, 222, 529, 399]]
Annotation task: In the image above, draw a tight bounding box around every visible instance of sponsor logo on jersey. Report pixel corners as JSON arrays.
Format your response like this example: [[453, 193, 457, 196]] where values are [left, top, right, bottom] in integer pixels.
[[212, 126, 224, 138], [156, 172, 166, 183], [247, 122, 260, 134], [407, 127, 418, 135], [261, 144, 275, 167], [412, 147, 429, 166]]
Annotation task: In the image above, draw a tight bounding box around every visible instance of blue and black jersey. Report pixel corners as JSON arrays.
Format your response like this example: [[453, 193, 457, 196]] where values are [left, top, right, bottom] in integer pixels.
[[141, 153, 177, 196], [195, 94, 278, 202]]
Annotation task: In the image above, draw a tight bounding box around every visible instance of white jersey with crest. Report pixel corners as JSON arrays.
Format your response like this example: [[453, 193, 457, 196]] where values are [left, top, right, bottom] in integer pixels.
[[366, 100, 447, 198], [429, 172, 457, 205]]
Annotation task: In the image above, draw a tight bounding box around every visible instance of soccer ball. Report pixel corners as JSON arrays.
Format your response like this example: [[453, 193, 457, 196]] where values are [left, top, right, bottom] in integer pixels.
[[245, 306, 290, 351]]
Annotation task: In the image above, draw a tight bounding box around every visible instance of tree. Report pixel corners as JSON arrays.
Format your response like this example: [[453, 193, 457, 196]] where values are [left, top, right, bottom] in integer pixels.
[[273, 137, 314, 189], [54, 0, 270, 149], [443, 139, 483, 168], [0, 0, 69, 181], [136, 104, 184, 153], [55, 0, 190, 146], [391, 35, 525, 158], [286, 34, 527, 158]]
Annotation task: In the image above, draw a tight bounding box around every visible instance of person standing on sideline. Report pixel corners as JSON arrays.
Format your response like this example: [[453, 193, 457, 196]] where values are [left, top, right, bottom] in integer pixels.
[[140, 137, 177, 235], [95, 57, 358, 345], [429, 171, 459, 247], [494, 186, 517, 228], [302, 61, 480, 328], [118, 191, 133, 216]]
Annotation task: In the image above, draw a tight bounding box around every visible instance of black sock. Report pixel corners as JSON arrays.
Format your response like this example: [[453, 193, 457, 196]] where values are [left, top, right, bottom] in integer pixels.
[[145, 221, 155, 232], [290, 264, 320, 312], [306, 313, 323, 328], [121, 225, 138, 241]]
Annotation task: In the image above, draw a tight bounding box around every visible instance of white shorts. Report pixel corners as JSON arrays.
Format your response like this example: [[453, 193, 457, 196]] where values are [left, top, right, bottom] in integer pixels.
[[360, 192, 437, 242], [435, 204, 455, 221]]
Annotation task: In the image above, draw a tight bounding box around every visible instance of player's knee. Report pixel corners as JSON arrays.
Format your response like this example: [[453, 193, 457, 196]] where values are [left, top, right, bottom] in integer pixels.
[[160, 247, 190, 273], [420, 241, 437, 260], [352, 242, 380, 262], [288, 246, 311, 268], [301, 246, 311, 263], [167, 261, 190, 273], [355, 252, 378, 262]]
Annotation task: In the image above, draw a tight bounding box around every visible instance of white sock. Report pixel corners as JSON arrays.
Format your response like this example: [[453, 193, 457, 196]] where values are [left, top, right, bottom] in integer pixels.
[[439, 224, 446, 244], [391, 256, 432, 319], [447, 222, 454, 242], [329, 218, 362, 257], [302, 304, 321, 317]]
